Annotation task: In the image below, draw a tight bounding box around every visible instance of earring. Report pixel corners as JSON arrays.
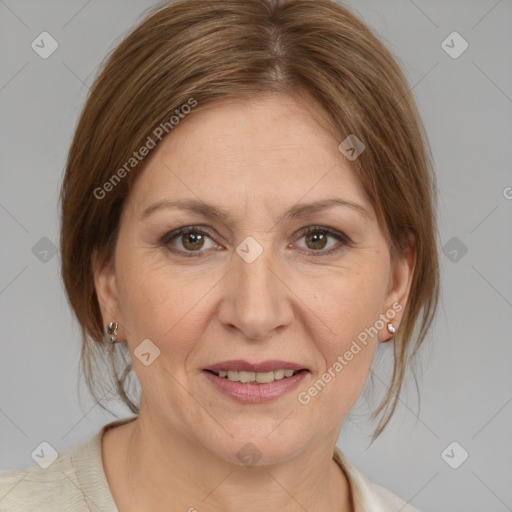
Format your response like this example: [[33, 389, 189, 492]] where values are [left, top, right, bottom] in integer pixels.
[[386, 323, 396, 335], [106, 321, 119, 344]]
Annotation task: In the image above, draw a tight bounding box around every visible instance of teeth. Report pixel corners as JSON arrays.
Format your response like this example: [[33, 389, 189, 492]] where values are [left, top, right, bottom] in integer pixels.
[[274, 369, 285, 380], [255, 371, 274, 384], [239, 371, 255, 383], [227, 370, 239, 381], [215, 369, 301, 383]]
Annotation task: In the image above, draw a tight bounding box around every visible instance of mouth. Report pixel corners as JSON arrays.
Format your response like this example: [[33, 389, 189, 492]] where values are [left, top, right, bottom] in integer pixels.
[[204, 368, 307, 384], [202, 360, 309, 400]]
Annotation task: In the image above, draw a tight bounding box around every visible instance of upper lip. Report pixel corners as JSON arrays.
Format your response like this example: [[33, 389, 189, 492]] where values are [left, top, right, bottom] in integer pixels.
[[205, 360, 308, 373]]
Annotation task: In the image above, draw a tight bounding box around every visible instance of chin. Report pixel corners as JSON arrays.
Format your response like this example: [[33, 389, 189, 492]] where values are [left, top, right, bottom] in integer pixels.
[[198, 423, 309, 467]]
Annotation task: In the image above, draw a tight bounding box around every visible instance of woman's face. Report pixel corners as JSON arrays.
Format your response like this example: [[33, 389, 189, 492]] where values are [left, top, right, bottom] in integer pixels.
[[95, 93, 414, 465]]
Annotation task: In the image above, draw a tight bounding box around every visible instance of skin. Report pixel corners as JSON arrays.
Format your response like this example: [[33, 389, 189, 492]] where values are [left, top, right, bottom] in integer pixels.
[[94, 93, 415, 512]]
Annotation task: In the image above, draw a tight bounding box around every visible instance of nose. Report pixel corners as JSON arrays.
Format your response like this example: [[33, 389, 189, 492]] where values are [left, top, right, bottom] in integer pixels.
[[217, 243, 294, 341]]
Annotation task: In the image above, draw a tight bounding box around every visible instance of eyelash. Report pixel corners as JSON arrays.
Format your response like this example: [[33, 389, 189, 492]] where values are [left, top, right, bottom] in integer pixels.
[[160, 225, 352, 258]]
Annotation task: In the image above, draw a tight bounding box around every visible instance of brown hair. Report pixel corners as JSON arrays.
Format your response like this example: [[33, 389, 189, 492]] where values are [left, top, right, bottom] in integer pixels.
[[60, 0, 439, 439]]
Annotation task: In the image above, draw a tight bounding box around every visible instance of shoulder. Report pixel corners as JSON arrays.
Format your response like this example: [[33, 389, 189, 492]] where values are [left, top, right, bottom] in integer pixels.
[[0, 417, 135, 512], [364, 481, 421, 512], [334, 446, 421, 512], [0, 444, 87, 511]]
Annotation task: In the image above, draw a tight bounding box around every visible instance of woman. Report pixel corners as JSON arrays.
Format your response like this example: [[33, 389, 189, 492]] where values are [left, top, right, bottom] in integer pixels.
[[0, 0, 439, 510]]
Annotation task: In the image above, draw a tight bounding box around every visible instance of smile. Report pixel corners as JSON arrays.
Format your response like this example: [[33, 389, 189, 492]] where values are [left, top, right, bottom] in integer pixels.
[[202, 360, 309, 403], [208, 369, 302, 384]]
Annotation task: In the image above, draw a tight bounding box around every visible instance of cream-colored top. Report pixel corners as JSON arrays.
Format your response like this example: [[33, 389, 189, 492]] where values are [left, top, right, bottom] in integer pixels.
[[0, 417, 419, 511]]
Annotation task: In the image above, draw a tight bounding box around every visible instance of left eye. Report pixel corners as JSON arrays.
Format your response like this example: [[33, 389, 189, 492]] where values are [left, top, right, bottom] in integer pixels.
[[293, 227, 349, 254]]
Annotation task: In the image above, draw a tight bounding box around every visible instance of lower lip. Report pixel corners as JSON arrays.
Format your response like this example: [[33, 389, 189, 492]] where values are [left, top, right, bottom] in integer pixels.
[[203, 370, 309, 403]]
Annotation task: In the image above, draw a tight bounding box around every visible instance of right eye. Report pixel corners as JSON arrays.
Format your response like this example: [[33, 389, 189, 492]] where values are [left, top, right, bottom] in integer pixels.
[[161, 226, 221, 257]]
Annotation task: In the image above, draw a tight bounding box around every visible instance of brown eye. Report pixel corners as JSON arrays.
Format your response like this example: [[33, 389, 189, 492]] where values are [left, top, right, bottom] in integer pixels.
[[304, 231, 328, 250], [162, 226, 217, 256], [181, 231, 206, 251], [294, 226, 351, 256]]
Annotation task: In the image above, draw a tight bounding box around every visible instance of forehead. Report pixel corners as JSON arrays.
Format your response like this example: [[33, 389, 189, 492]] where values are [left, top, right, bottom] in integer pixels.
[[126, 94, 371, 219]]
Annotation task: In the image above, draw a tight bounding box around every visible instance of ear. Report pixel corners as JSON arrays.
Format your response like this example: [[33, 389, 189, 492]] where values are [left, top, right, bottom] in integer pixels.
[[379, 233, 416, 341], [92, 248, 126, 342]]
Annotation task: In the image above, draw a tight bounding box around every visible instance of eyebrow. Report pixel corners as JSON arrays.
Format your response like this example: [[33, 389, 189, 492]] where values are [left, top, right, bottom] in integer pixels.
[[140, 197, 370, 223]]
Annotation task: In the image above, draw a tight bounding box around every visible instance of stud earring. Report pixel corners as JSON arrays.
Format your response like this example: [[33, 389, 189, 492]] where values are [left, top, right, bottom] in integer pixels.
[[386, 323, 396, 335], [106, 321, 119, 344]]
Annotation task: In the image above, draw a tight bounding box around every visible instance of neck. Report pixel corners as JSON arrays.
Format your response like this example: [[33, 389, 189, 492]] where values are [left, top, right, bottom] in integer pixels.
[[103, 414, 353, 512]]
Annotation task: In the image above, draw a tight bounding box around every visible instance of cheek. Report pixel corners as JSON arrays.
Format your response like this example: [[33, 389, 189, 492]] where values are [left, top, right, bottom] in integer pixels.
[[292, 256, 388, 410], [116, 251, 221, 357], [296, 258, 389, 351]]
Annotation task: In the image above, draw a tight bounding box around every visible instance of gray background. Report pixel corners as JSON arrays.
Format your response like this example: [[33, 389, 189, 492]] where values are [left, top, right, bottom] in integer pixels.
[[1, 0, 511, 510]]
